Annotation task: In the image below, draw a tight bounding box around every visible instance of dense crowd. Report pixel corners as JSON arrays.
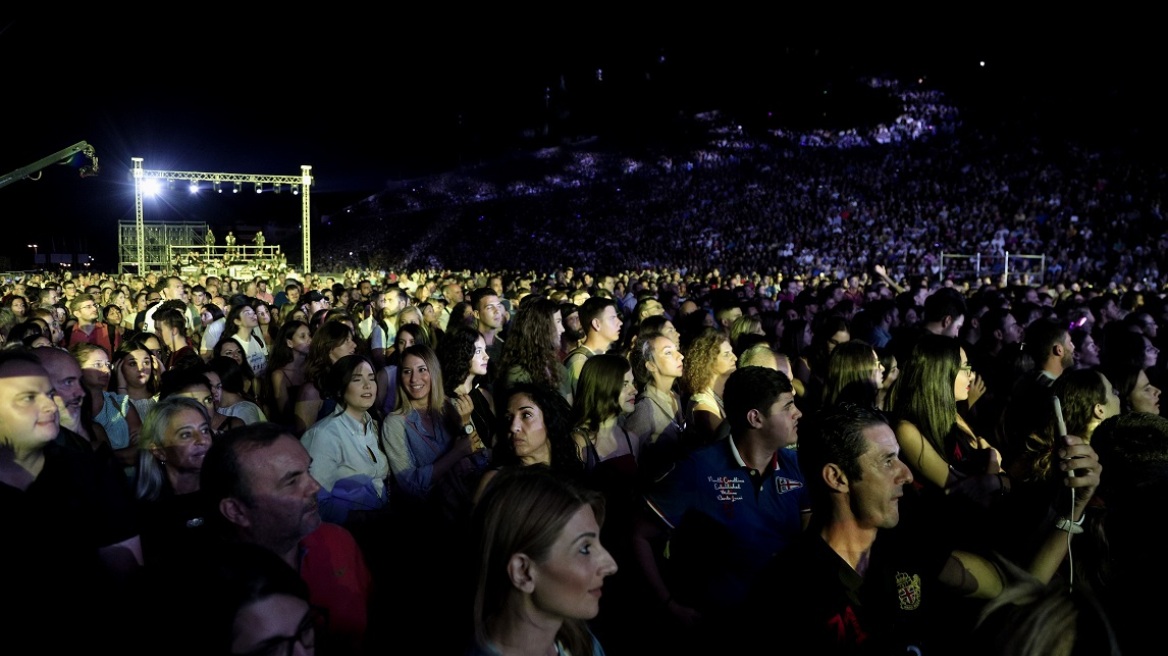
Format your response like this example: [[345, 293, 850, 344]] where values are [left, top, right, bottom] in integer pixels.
[[315, 77, 1165, 291], [4, 75, 1167, 656]]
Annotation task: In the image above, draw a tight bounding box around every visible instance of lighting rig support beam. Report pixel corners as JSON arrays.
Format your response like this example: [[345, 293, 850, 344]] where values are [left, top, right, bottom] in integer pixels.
[[130, 158, 314, 273]]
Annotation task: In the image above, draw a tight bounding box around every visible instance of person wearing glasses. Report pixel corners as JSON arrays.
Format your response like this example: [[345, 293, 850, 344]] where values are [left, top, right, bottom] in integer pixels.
[[67, 293, 112, 353], [886, 333, 1009, 551]]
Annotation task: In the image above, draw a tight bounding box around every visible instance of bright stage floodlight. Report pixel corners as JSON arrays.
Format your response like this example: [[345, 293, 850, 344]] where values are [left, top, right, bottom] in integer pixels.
[[189, 180, 199, 193], [234, 182, 242, 193], [214, 181, 222, 193], [255, 182, 263, 194], [292, 184, 300, 195]]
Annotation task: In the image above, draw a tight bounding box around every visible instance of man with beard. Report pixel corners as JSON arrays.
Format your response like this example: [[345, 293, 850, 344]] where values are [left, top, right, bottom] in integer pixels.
[[558, 301, 585, 362], [200, 423, 374, 655], [999, 318, 1075, 460]]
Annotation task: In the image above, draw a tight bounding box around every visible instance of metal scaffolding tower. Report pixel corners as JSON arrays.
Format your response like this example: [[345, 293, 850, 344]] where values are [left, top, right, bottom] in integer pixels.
[[129, 159, 314, 273]]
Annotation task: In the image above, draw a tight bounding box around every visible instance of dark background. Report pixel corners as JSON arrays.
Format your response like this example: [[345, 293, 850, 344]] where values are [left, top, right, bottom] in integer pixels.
[[3, 13, 1162, 270]]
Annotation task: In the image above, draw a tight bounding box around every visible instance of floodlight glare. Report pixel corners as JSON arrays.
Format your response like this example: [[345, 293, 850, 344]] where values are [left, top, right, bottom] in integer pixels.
[[292, 184, 300, 195], [189, 181, 199, 193], [214, 181, 222, 193], [255, 182, 263, 194], [234, 182, 242, 193]]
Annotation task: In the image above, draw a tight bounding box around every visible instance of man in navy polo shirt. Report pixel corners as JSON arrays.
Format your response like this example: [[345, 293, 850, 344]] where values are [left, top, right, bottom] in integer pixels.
[[632, 365, 809, 648]]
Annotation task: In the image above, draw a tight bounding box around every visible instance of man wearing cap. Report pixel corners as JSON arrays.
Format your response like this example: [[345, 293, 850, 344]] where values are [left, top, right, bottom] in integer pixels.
[[302, 290, 330, 318]]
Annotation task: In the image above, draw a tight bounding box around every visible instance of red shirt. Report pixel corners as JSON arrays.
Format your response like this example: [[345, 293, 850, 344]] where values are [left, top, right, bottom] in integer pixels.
[[68, 322, 112, 354], [299, 522, 373, 654]]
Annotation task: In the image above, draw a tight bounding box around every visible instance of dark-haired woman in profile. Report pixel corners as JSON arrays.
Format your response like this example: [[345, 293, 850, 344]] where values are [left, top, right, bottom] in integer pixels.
[[437, 324, 497, 449]]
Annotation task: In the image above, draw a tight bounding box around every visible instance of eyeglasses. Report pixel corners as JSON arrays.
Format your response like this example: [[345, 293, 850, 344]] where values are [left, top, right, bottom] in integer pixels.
[[77, 303, 98, 311], [233, 607, 319, 656], [88, 362, 112, 371]]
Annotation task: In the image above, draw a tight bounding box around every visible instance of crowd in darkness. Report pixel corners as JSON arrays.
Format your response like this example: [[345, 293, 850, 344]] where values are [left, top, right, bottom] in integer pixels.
[[4, 74, 1168, 656], [315, 77, 1165, 292]]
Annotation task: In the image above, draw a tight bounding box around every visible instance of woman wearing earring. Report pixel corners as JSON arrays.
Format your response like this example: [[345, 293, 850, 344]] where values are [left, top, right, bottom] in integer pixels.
[[467, 466, 617, 656]]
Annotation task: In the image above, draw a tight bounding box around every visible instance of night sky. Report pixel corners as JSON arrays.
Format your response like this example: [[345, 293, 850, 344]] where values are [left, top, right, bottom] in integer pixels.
[[3, 13, 1162, 270]]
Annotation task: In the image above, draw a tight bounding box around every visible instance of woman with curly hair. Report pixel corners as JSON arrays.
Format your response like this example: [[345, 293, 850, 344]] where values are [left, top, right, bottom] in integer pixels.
[[436, 323, 496, 448], [473, 381, 582, 503], [1007, 367, 1120, 485], [680, 327, 736, 447], [496, 297, 570, 404]]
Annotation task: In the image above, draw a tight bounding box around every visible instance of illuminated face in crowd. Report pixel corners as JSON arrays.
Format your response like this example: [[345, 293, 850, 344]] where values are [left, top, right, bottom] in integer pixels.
[[713, 340, 737, 377], [469, 337, 490, 377], [528, 505, 618, 624], [618, 369, 637, 414], [343, 360, 377, 415], [401, 354, 433, 405], [649, 337, 684, 381], [151, 405, 213, 475], [508, 393, 550, 464]]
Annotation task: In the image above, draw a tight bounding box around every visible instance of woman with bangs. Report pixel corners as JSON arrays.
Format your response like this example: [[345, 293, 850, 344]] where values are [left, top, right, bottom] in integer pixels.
[[113, 334, 163, 423], [301, 353, 390, 527]]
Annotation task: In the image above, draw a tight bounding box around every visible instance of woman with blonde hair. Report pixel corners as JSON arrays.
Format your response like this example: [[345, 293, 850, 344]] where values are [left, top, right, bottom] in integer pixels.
[[382, 343, 489, 505], [680, 327, 736, 447]]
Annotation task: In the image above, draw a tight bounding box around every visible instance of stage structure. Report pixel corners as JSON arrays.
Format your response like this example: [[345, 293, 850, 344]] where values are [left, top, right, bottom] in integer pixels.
[[129, 158, 314, 273]]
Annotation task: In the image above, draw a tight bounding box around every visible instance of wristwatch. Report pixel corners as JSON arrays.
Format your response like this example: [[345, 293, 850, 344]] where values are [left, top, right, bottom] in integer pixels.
[[463, 423, 475, 435]]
